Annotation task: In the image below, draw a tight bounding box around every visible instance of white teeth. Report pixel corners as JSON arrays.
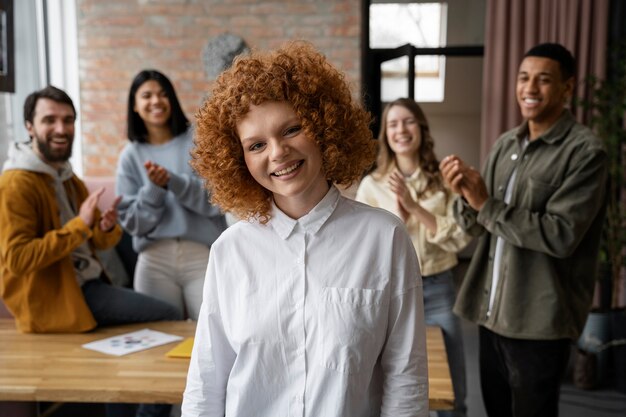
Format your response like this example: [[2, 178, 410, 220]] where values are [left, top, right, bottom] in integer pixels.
[[524, 98, 540, 104], [273, 161, 302, 176]]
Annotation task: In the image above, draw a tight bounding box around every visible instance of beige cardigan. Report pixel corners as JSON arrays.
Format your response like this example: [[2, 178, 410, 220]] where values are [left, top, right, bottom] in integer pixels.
[[356, 168, 471, 276]]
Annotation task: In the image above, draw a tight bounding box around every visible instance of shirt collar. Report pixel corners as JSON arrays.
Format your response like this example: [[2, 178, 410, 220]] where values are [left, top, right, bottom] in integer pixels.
[[387, 162, 426, 188], [270, 185, 340, 240], [513, 110, 576, 144]]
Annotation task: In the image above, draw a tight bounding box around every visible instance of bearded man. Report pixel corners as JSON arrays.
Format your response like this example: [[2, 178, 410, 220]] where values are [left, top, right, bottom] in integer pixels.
[[0, 85, 182, 417]]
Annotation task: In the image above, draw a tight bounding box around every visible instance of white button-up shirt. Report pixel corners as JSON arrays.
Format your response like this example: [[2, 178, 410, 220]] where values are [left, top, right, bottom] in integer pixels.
[[182, 186, 428, 417]]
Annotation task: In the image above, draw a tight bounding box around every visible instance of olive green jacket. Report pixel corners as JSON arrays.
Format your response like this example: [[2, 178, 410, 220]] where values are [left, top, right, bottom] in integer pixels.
[[453, 111, 607, 340]]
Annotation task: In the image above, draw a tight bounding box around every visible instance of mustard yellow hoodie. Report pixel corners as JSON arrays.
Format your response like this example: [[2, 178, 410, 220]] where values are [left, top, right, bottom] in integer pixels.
[[0, 142, 121, 333]]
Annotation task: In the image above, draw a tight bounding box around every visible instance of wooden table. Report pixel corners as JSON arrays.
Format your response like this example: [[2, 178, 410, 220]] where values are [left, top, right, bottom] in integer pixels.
[[425, 326, 455, 410], [0, 319, 454, 409]]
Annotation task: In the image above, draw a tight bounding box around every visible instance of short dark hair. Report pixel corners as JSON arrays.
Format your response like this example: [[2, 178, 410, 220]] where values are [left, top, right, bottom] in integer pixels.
[[23, 85, 76, 126], [524, 43, 576, 81], [126, 69, 189, 142]]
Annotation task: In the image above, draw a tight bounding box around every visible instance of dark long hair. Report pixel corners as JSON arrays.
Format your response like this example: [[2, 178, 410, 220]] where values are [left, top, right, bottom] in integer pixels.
[[374, 98, 443, 198], [126, 69, 189, 142]]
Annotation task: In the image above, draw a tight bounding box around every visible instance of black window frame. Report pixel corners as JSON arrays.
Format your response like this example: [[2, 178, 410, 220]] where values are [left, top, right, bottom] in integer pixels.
[[361, 0, 483, 134], [0, 0, 14, 93]]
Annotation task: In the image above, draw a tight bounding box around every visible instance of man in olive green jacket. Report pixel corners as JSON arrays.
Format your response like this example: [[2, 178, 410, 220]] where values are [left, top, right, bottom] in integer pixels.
[[440, 43, 607, 417]]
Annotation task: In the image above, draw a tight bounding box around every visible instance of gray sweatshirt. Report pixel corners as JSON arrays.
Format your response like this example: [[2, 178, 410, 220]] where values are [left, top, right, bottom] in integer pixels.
[[115, 129, 227, 252]]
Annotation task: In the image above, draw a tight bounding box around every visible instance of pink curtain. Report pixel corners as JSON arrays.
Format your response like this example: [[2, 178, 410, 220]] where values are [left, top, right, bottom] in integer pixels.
[[480, 0, 610, 162]]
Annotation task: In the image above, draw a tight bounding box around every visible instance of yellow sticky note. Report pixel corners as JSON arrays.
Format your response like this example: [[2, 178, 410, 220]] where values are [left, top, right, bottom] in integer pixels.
[[165, 337, 194, 358]]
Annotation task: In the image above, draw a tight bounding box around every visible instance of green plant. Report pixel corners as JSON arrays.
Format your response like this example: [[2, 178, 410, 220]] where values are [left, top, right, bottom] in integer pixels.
[[578, 45, 626, 309]]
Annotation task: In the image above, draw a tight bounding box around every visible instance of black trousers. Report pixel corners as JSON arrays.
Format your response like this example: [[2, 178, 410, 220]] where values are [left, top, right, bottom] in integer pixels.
[[479, 326, 571, 417], [106, 403, 171, 417]]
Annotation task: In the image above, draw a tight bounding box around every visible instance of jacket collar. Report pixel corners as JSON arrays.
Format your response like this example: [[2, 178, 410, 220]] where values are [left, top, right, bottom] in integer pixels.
[[513, 110, 576, 145]]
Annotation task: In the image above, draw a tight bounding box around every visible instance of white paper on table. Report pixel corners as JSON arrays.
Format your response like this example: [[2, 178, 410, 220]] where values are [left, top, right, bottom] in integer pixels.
[[82, 328, 183, 356]]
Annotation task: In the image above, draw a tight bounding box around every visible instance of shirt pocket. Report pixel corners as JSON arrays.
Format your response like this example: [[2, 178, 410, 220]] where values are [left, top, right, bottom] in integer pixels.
[[318, 286, 386, 374], [523, 176, 559, 212]]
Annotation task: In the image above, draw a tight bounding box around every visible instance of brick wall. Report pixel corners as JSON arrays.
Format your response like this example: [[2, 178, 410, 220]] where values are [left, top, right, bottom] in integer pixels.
[[76, 0, 362, 176]]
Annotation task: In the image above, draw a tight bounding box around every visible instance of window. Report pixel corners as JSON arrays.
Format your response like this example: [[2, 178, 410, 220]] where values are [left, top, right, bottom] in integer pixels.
[[0, 0, 44, 164], [0, 0, 82, 173], [369, 2, 447, 102], [0, 0, 14, 93]]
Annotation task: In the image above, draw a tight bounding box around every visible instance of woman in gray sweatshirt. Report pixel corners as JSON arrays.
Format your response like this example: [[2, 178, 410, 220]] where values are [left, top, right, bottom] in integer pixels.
[[116, 70, 227, 320]]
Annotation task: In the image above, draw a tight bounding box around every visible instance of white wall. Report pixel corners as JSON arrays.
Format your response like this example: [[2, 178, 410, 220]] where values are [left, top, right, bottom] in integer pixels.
[[0, 95, 10, 164], [46, 0, 82, 175], [423, 56, 483, 170], [422, 0, 485, 170]]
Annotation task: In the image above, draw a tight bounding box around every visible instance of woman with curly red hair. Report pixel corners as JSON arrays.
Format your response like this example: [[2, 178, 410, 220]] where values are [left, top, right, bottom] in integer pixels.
[[182, 42, 429, 417]]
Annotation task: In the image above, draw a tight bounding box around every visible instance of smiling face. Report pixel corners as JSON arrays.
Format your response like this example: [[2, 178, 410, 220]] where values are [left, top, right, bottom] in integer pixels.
[[236, 100, 329, 219], [133, 80, 171, 131], [385, 104, 422, 158], [516, 56, 574, 137], [26, 98, 76, 167]]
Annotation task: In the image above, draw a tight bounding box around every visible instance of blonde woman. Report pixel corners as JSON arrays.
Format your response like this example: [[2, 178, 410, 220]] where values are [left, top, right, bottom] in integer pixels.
[[356, 98, 471, 417]]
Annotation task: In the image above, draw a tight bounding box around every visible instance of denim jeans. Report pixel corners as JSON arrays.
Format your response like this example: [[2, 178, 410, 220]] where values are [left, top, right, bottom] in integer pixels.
[[423, 269, 467, 417], [479, 326, 570, 417], [81, 279, 184, 417]]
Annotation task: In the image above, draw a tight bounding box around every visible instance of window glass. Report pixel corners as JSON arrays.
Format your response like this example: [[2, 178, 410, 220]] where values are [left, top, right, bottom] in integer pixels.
[[370, 2, 447, 102], [0, 0, 45, 163]]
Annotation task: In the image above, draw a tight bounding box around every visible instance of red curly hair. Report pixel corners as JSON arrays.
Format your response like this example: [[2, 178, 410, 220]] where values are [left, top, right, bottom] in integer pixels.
[[192, 42, 376, 223]]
